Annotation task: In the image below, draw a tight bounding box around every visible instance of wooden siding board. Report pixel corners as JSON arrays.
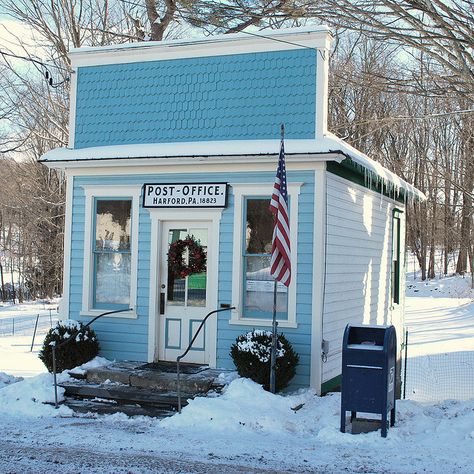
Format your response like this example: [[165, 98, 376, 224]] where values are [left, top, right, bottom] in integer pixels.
[[322, 173, 395, 384]]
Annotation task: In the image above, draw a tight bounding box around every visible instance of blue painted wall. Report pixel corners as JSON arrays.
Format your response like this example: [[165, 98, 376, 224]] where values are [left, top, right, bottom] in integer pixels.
[[74, 49, 317, 148], [70, 170, 314, 388]]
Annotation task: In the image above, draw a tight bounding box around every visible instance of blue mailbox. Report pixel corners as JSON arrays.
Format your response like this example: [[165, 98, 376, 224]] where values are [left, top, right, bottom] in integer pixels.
[[340, 324, 397, 437]]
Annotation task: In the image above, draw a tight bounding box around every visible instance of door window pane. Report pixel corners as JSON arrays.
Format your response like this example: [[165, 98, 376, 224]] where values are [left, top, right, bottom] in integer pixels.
[[166, 228, 207, 307], [167, 229, 187, 306], [187, 228, 207, 307]]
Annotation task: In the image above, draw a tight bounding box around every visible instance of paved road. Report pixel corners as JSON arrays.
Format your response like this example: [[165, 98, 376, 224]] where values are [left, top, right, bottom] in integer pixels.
[[0, 439, 317, 474]]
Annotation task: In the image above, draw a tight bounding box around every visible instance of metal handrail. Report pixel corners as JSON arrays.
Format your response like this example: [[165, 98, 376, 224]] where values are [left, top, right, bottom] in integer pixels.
[[52, 308, 133, 408], [176, 306, 235, 413]]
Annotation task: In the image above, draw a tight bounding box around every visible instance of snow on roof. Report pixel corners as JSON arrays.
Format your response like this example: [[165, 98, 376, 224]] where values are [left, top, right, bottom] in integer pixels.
[[323, 132, 426, 201], [41, 135, 426, 201], [69, 26, 330, 55]]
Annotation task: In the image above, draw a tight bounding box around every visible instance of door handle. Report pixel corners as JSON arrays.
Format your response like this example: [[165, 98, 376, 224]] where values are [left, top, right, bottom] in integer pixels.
[[160, 292, 165, 315]]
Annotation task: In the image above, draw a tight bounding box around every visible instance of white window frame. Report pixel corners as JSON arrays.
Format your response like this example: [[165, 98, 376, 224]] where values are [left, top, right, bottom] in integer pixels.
[[230, 182, 301, 328], [81, 185, 140, 319]]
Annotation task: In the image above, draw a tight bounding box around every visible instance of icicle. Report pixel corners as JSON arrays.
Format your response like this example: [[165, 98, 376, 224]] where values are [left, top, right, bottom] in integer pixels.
[[380, 177, 383, 208]]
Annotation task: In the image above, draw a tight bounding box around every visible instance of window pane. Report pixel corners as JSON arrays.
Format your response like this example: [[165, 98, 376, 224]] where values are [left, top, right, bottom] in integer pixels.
[[167, 277, 185, 306], [167, 229, 187, 306], [392, 218, 400, 259], [391, 217, 401, 304], [244, 255, 288, 319], [95, 200, 131, 251], [95, 253, 131, 305], [187, 228, 207, 307], [166, 228, 208, 307], [245, 199, 273, 254]]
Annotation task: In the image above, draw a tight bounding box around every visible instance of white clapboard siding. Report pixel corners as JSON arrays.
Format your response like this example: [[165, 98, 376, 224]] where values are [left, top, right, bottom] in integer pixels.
[[322, 173, 401, 383]]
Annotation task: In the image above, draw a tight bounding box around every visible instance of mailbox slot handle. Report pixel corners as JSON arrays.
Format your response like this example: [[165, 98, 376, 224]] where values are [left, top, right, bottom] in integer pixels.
[[347, 364, 383, 370]]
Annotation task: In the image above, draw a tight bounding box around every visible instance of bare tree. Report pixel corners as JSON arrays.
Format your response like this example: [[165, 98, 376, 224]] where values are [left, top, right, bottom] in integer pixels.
[[328, 31, 473, 280], [1, 0, 473, 294], [311, 1, 474, 98]]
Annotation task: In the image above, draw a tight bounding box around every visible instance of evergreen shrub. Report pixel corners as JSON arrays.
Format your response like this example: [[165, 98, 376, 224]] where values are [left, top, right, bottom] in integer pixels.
[[39, 320, 100, 373], [230, 329, 299, 391]]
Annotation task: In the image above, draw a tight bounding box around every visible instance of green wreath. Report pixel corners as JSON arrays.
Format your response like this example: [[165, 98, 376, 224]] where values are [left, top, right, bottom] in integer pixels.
[[168, 235, 207, 279]]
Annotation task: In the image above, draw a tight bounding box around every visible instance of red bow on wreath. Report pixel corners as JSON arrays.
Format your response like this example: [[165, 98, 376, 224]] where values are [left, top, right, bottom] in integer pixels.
[[167, 235, 207, 278]]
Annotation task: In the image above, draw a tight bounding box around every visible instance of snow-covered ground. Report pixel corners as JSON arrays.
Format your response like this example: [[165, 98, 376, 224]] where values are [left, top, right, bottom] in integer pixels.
[[404, 274, 474, 402], [0, 300, 60, 377], [0, 278, 473, 473]]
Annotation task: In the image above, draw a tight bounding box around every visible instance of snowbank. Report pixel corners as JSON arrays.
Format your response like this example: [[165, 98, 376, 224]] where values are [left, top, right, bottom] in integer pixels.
[[162, 378, 316, 433], [0, 371, 22, 388], [0, 372, 71, 417], [158, 378, 474, 473]]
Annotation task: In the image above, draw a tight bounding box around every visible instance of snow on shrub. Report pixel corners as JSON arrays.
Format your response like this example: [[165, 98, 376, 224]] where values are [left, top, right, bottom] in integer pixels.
[[230, 329, 299, 392], [39, 320, 100, 373]]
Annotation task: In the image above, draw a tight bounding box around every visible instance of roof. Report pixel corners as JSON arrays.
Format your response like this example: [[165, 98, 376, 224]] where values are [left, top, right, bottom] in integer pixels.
[[40, 133, 426, 201], [69, 26, 331, 57]]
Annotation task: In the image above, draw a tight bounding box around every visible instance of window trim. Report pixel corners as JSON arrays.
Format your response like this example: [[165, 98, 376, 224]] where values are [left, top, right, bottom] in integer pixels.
[[92, 197, 133, 310], [242, 197, 289, 321], [391, 208, 403, 307], [230, 182, 301, 328], [81, 185, 140, 319]]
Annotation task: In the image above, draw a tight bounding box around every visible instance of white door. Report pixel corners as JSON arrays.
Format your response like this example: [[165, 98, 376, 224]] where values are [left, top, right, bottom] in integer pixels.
[[158, 222, 213, 364]]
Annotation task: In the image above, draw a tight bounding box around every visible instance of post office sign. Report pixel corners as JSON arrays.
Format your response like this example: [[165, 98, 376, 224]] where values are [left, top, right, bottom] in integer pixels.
[[142, 183, 228, 208]]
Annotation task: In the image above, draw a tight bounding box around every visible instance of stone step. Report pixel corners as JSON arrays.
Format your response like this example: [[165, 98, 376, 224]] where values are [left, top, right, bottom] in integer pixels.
[[63, 398, 176, 418], [58, 362, 234, 418], [84, 361, 225, 394], [60, 381, 193, 409]]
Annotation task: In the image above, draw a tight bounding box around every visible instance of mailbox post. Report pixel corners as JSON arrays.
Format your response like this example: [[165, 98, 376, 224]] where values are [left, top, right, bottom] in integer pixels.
[[340, 324, 397, 438]]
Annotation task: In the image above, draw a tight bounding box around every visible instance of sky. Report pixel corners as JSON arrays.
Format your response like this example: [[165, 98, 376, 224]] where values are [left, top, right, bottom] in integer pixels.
[[0, 15, 39, 56]]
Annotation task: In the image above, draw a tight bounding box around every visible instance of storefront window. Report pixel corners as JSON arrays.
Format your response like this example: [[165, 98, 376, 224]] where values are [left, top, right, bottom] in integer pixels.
[[243, 198, 288, 320], [93, 199, 132, 308]]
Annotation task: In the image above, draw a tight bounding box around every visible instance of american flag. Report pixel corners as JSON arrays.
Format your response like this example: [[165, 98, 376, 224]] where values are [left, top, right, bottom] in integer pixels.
[[269, 133, 291, 287]]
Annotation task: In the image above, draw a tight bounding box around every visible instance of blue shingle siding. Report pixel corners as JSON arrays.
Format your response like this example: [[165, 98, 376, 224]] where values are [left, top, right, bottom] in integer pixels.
[[74, 49, 317, 148], [69, 170, 314, 388]]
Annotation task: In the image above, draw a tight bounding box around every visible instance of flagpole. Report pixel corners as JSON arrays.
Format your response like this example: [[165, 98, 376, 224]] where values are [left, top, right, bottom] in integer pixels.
[[270, 123, 285, 394], [270, 279, 278, 394]]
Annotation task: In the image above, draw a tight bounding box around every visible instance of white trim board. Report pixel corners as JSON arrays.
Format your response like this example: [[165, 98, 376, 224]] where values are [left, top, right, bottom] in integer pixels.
[[59, 175, 74, 320], [310, 163, 327, 394], [80, 185, 141, 319], [70, 27, 332, 67], [63, 160, 325, 177], [315, 46, 329, 139], [68, 68, 78, 149], [229, 183, 301, 329]]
